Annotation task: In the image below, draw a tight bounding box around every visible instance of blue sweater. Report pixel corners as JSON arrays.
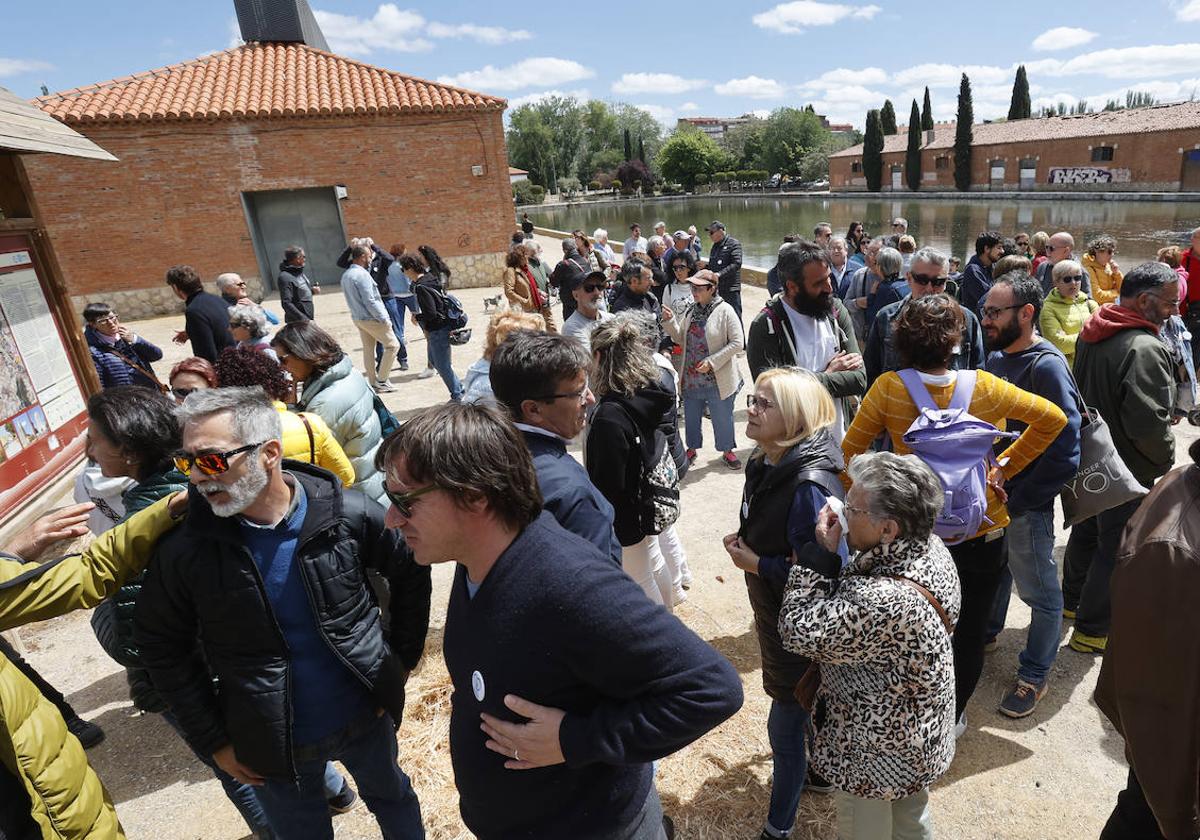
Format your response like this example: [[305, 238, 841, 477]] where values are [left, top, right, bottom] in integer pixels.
[[985, 340, 1083, 514], [758, 483, 848, 584], [443, 512, 742, 838], [522, 429, 621, 566]]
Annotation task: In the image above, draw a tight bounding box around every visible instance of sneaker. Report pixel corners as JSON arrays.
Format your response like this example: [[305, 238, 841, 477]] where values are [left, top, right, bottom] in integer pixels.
[[680, 569, 693, 590], [685, 448, 698, 465], [417, 367, 436, 379], [327, 780, 358, 814], [66, 716, 105, 750], [1069, 630, 1107, 654], [953, 712, 968, 740], [662, 814, 675, 840], [398, 360, 410, 372], [999, 679, 1048, 718], [373, 381, 396, 393], [804, 768, 835, 794], [672, 586, 689, 606], [1062, 607, 1077, 621], [722, 451, 742, 470], [983, 636, 999, 653]]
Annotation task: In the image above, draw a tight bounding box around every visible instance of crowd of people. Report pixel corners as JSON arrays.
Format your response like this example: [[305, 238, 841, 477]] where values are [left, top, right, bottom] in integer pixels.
[[2, 219, 1199, 840]]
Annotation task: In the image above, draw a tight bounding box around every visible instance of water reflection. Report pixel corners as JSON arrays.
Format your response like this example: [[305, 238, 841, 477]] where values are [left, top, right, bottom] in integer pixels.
[[531, 196, 1200, 269]]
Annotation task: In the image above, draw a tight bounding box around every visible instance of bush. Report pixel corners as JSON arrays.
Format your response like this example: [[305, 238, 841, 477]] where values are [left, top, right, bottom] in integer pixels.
[[588, 180, 602, 191], [695, 173, 710, 186], [558, 176, 581, 197], [619, 186, 634, 197], [512, 180, 543, 205], [529, 185, 546, 204]]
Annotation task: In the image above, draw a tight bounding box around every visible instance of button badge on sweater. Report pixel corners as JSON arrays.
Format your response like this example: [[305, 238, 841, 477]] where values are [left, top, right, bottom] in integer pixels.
[[472, 670, 485, 702]]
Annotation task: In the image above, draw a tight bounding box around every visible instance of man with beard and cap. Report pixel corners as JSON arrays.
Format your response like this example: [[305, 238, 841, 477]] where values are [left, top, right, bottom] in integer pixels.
[[980, 271, 1083, 718], [133, 387, 432, 840], [561, 270, 613, 353], [747, 240, 866, 443], [1062, 261, 1179, 657], [863, 247, 984, 386]]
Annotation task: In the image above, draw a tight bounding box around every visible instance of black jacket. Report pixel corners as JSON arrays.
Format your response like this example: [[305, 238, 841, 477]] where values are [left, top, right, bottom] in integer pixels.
[[412, 273, 448, 331], [183, 290, 235, 363], [338, 244, 394, 300], [132, 463, 432, 779], [551, 254, 588, 319], [277, 263, 315, 322], [738, 432, 844, 701], [707, 234, 743, 294]]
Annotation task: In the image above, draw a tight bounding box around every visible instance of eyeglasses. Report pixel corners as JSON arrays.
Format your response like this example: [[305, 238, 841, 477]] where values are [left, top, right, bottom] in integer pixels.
[[672, 264, 688, 271], [384, 483, 437, 518], [538, 380, 591, 404], [746, 394, 776, 410], [980, 304, 1024, 321], [171, 387, 197, 400], [910, 273, 947, 287], [92, 314, 119, 325], [844, 503, 877, 518], [582, 283, 604, 293], [173, 441, 265, 477]]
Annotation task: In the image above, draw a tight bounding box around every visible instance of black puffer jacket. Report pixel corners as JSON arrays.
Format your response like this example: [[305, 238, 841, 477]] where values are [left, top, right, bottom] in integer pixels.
[[132, 462, 431, 779]]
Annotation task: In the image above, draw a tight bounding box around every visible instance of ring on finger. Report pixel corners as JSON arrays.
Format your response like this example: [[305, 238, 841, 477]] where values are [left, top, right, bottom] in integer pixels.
[[514, 748, 520, 761]]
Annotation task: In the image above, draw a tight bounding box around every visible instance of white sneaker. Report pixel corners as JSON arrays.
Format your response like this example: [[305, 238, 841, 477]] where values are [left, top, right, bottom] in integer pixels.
[[373, 382, 396, 393], [417, 367, 436, 379], [953, 713, 967, 740]]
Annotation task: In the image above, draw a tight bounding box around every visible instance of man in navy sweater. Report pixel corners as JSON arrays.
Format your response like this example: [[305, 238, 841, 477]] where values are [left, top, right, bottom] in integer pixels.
[[165, 265, 235, 363], [380, 402, 743, 839], [489, 330, 621, 565], [982, 271, 1082, 719]]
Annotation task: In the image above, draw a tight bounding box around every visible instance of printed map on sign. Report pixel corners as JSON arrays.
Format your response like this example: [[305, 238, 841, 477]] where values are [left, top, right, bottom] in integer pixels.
[[0, 309, 37, 422]]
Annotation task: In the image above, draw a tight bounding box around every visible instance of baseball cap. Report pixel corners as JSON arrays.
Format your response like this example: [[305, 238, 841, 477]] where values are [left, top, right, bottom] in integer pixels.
[[672, 230, 689, 239], [705, 221, 726, 232], [687, 270, 717, 287]]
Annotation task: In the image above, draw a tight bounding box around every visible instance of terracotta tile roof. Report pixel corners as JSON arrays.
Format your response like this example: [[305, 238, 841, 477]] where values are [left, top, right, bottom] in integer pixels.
[[831, 100, 1200, 158], [34, 42, 506, 124]]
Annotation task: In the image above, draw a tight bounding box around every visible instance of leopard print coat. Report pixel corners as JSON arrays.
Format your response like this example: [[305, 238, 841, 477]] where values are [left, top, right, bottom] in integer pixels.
[[778, 535, 961, 801]]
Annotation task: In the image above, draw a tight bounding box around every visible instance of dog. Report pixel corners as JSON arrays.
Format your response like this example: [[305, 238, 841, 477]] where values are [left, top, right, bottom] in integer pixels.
[[483, 294, 502, 313]]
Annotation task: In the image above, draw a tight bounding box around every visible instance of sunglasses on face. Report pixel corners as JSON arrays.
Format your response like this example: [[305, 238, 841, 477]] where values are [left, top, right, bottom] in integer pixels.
[[910, 273, 947, 287], [582, 283, 603, 293], [1059, 275, 1083, 283], [174, 441, 265, 477], [171, 387, 197, 400], [384, 483, 437, 518]]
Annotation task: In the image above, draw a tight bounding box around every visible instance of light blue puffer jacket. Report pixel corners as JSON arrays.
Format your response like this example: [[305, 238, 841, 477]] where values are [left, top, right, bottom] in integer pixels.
[[297, 355, 386, 505]]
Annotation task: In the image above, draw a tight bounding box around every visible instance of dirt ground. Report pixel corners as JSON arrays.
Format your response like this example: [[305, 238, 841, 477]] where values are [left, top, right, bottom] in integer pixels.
[[11, 251, 1194, 839]]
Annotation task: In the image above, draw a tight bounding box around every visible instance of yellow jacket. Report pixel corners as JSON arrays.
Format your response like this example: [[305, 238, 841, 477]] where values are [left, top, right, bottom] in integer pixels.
[[1083, 253, 1123, 306], [274, 402, 355, 487], [1, 496, 180, 839]]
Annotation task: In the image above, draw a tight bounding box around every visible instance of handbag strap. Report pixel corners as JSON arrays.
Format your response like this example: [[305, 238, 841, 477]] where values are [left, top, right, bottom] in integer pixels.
[[298, 412, 316, 464], [883, 574, 955, 635], [104, 344, 166, 391]]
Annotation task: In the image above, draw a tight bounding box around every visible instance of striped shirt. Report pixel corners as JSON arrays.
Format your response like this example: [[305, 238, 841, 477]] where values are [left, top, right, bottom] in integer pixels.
[[842, 370, 1068, 536]]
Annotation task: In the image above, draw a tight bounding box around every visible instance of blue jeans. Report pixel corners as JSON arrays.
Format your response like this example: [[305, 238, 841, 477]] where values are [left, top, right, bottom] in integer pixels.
[[987, 508, 1061, 685], [375, 298, 409, 367], [427, 327, 463, 401], [683, 385, 736, 452], [766, 701, 809, 835], [256, 713, 423, 840]]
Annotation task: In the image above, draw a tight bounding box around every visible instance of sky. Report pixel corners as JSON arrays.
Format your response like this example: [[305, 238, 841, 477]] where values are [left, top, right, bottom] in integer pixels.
[[5, 0, 1200, 131]]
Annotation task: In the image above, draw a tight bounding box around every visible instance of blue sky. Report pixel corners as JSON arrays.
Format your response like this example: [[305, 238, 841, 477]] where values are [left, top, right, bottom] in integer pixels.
[[5, 0, 1200, 130]]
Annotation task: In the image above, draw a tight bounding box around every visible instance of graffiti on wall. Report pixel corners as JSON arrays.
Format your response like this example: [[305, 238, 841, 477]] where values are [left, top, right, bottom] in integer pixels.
[[1047, 167, 1132, 185]]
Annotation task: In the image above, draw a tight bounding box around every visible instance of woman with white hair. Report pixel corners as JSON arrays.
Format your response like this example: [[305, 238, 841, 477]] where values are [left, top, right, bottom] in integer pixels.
[[227, 303, 277, 361], [1040, 259, 1099, 366], [779, 451, 961, 840], [593, 228, 616, 264]]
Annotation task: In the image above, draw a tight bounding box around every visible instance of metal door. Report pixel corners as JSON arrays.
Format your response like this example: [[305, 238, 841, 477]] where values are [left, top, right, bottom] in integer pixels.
[[891, 165, 902, 190], [1182, 150, 1200, 191], [243, 187, 346, 289]]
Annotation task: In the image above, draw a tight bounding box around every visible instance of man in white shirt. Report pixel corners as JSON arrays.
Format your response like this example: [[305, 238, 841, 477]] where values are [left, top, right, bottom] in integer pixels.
[[623, 223, 648, 260], [561, 271, 613, 353]]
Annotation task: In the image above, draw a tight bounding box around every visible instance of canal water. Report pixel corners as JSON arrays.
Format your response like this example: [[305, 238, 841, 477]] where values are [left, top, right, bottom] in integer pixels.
[[529, 195, 1200, 270]]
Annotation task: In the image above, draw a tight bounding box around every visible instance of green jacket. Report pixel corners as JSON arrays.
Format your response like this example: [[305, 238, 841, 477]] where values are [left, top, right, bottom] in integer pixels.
[[1040, 288, 1099, 365], [1074, 305, 1176, 487], [1, 496, 179, 839]]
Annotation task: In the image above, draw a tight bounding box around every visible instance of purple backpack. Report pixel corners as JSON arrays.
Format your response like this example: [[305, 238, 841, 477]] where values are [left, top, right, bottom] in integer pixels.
[[896, 369, 1018, 545]]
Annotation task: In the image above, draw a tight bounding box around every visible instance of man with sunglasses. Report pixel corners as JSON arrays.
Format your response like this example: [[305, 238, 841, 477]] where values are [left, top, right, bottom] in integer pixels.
[[863, 247, 985, 386], [490, 330, 621, 565], [562, 270, 614, 353], [133, 387, 431, 840], [1036, 231, 1091, 298]]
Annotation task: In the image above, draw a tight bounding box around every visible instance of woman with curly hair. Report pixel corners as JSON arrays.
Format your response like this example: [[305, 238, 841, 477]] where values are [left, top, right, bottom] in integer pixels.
[[841, 294, 1066, 731], [502, 245, 557, 332], [1083, 234, 1123, 305], [462, 310, 547, 404]]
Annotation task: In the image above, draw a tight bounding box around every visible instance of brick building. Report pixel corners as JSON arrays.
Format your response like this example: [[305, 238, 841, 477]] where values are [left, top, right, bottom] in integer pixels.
[[830, 100, 1200, 193], [24, 38, 513, 318]]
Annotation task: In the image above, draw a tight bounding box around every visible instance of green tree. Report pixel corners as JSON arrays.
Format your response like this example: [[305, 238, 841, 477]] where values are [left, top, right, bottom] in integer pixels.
[[880, 99, 898, 135], [921, 87, 934, 130], [505, 96, 585, 192], [1007, 65, 1031, 120], [578, 99, 619, 180], [863, 109, 884, 192], [612, 104, 664, 167], [759, 107, 829, 176], [905, 99, 922, 191], [637, 135, 645, 162], [623, 128, 632, 162], [719, 116, 767, 169], [656, 127, 723, 189], [954, 74, 974, 191]]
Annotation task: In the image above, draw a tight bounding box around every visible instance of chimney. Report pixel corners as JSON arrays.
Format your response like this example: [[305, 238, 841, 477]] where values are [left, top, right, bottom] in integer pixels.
[[925, 129, 935, 145], [234, 0, 330, 51]]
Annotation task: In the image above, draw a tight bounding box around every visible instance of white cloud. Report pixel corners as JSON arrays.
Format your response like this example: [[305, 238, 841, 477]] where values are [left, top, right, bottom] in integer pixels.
[[678, 101, 701, 114], [714, 75, 787, 99], [893, 63, 1012, 88], [1032, 26, 1097, 51], [426, 22, 531, 44], [1026, 44, 1200, 80], [0, 58, 52, 78], [749, 108, 772, 119], [752, 1, 880, 34], [1177, 0, 1200, 21], [805, 84, 892, 126], [634, 103, 677, 126], [505, 88, 590, 109], [612, 73, 706, 95], [440, 58, 594, 92], [227, 16, 243, 48], [801, 66, 889, 88], [314, 5, 431, 55]]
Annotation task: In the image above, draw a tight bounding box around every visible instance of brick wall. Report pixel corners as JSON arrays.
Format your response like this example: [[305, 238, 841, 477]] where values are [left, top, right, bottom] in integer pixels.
[[831, 127, 1200, 191], [22, 111, 513, 316]]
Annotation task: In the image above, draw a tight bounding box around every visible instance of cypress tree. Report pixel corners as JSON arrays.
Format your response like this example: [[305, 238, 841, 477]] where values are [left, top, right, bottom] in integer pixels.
[[905, 99, 922, 191], [863, 109, 884, 192], [1007, 65, 1031, 120], [623, 128, 632, 162], [921, 87, 934, 130], [880, 99, 898, 135], [954, 73, 974, 191], [637, 135, 645, 162]]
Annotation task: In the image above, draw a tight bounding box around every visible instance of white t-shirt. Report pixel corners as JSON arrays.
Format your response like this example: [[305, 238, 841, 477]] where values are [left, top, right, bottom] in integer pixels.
[[780, 300, 846, 443], [623, 236, 648, 257], [563, 310, 612, 353]]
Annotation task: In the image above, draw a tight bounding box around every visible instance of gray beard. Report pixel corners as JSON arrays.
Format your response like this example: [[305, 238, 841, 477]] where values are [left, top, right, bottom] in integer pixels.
[[197, 459, 270, 517]]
